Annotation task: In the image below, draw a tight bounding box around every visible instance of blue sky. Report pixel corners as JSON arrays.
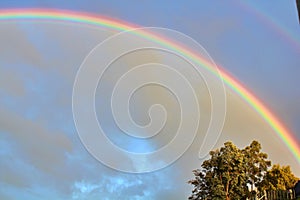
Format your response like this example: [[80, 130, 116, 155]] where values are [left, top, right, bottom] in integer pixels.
[[0, 1, 300, 199]]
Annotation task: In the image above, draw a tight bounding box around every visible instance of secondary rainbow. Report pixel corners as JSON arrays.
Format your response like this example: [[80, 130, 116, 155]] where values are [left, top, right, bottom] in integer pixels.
[[1, 9, 299, 163], [237, 1, 300, 52]]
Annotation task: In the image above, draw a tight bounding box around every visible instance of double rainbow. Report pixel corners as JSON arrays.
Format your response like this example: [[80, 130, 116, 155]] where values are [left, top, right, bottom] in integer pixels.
[[0, 9, 299, 163]]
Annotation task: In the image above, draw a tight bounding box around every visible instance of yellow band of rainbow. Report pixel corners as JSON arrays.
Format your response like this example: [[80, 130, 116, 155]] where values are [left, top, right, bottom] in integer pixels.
[[0, 9, 299, 164]]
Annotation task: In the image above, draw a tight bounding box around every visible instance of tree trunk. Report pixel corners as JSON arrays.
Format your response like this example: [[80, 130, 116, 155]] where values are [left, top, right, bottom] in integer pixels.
[[226, 181, 230, 200]]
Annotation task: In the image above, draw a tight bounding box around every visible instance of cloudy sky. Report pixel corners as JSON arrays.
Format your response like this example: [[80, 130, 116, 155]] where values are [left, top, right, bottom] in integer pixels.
[[0, 1, 300, 199]]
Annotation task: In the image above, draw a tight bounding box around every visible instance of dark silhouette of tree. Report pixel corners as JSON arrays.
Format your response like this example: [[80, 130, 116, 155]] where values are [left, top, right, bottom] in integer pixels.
[[296, 0, 300, 23], [294, 180, 300, 198]]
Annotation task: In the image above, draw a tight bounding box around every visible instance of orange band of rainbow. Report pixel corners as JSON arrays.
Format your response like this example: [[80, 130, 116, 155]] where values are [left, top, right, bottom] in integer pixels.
[[0, 9, 299, 164]]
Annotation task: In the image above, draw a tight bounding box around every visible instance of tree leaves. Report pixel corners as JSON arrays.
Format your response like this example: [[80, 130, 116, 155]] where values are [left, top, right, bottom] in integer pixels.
[[260, 164, 298, 191], [188, 140, 273, 200]]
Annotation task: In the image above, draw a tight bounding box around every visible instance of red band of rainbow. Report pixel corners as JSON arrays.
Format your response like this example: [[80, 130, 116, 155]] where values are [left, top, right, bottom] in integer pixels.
[[0, 9, 299, 164]]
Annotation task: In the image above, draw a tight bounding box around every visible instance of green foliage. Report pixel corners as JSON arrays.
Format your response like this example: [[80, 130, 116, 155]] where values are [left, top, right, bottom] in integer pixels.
[[188, 140, 299, 200], [242, 140, 271, 191], [188, 140, 271, 200], [260, 164, 298, 191]]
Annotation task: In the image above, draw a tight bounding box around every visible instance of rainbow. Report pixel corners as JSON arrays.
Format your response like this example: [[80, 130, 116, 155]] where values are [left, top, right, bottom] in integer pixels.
[[0, 9, 299, 163], [237, 1, 300, 52]]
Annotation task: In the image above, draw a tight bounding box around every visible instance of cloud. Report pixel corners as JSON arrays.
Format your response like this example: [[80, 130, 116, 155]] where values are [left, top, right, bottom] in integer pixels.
[[70, 171, 175, 200], [0, 107, 72, 173], [0, 9, 299, 200]]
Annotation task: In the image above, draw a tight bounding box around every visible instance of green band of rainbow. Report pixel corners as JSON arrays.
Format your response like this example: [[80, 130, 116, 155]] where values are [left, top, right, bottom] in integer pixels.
[[1, 9, 299, 163]]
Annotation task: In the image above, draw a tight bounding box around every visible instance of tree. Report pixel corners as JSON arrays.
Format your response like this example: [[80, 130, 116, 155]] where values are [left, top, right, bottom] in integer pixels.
[[242, 140, 271, 191], [188, 140, 271, 200], [259, 164, 298, 191]]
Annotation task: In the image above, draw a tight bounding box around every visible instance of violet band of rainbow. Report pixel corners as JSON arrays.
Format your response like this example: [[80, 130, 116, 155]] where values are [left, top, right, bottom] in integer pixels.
[[1, 9, 299, 164]]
